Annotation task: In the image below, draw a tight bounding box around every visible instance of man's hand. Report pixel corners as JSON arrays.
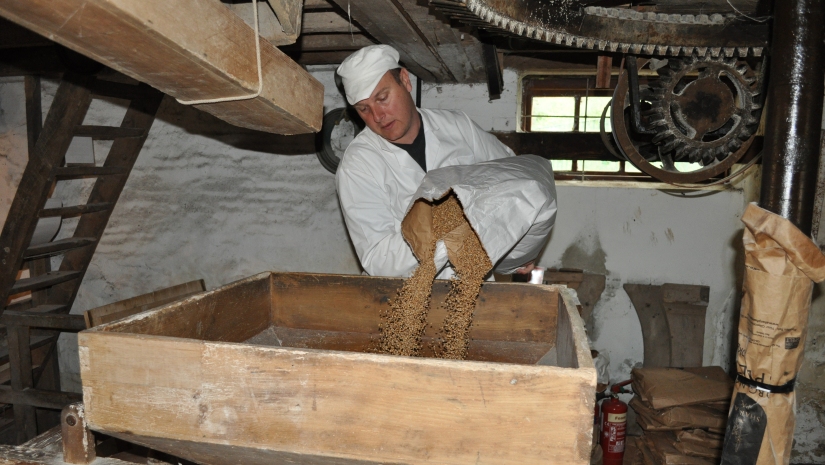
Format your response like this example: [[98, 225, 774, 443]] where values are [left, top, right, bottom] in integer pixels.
[[514, 261, 535, 275]]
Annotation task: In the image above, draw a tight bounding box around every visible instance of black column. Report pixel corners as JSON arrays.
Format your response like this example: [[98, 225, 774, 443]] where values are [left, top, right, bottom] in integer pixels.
[[759, 0, 825, 234]]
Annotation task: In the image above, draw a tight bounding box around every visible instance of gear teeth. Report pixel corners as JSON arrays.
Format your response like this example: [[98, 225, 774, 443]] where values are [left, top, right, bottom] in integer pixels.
[[608, 42, 620, 52], [696, 47, 708, 57], [597, 40, 607, 51], [710, 13, 724, 23], [736, 64, 749, 75], [737, 47, 749, 57], [656, 45, 668, 55], [631, 44, 643, 54], [652, 131, 674, 144], [619, 43, 630, 53], [662, 139, 682, 152], [642, 44, 655, 55], [723, 47, 736, 57], [753, 47, 764, 57], [710, 47, 722, 58], [697, 14, 710, 24]]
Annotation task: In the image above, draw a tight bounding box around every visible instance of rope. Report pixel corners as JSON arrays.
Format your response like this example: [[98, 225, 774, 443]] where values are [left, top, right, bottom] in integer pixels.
[[726, 0, 770, 23], [176, 0, 263, 105]]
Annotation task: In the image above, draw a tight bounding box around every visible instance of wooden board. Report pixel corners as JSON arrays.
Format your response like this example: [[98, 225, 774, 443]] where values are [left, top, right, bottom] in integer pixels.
[[0, 0, 323, 134], [84, 280, 205, 328], [624, 284, 671, 368], [80, 272, 597, 465]]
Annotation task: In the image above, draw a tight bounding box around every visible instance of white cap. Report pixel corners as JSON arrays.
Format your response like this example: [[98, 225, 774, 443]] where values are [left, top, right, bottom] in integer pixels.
[[337, 45, 401, 105]]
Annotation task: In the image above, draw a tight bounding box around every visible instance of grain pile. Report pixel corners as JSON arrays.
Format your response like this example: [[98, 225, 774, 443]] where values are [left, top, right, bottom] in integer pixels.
[[377, 195, 492, 359]]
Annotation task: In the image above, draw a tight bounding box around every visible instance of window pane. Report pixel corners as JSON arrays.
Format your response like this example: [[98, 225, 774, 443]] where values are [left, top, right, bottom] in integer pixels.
[[531, 97, 576, 132], [582, 160, 620, 172], [580, 96, 612, 132], [625, 162, 642, 173], [673, 161, 704, 172], [582, 117, 611, 133], [551, 159, 573, 172]]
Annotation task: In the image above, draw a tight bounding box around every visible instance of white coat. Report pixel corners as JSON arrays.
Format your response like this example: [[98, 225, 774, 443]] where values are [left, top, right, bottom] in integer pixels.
[[336, 108, 515, 278]]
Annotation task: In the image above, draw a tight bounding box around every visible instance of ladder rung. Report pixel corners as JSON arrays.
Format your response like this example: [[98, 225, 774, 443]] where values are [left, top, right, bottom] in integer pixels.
[[74, 125, 145, 139], [10, 271, 82, 294], [39, 202, 112, 218], [0, 311, 86, 331], [54, 166, 129, 179], [24, 237, 96, 259]]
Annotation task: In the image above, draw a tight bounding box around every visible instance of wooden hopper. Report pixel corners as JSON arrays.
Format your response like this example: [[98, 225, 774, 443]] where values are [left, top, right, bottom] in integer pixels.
[[79, 272, 596, 464]]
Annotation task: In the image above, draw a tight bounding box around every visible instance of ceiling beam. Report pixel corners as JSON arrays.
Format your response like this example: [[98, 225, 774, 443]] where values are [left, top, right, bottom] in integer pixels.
[[327, 0, 451, 82], [0, 0, 323, 134], [396, 0, 485, 82], [302, 10, 357, 34], [283, 33, 374, 52]]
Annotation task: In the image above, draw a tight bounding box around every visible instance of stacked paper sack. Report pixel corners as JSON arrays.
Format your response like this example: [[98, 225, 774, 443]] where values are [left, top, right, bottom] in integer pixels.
[[623, 367, 734, 465]]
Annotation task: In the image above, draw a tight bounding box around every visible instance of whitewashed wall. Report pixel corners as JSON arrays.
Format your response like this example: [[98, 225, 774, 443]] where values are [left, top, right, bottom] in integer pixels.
[[0, 66, 821, 462]]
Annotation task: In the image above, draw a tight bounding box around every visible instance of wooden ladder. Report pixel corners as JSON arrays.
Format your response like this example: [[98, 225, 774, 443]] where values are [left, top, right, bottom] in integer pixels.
[[0, 73, 163, 444]]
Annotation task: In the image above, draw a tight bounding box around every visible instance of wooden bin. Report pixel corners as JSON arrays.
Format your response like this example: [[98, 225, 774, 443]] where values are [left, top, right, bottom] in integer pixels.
[[79, 272, 596, 465]]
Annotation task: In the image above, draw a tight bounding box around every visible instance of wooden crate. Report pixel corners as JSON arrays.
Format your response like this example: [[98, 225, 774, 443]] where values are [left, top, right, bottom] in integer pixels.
[[79, 272, 596, 465]]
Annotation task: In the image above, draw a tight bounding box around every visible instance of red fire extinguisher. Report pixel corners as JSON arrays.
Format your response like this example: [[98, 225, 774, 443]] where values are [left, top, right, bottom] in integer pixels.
[[600, 380, 631, 465]]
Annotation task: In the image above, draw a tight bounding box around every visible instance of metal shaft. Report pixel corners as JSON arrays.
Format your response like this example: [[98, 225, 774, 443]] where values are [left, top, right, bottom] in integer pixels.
[[758, 0, 825, 234]]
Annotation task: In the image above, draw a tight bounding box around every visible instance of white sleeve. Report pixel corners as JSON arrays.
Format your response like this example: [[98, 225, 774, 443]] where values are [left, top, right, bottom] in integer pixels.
[[465, 113, 516, 162], [337, 164, 448, 277]]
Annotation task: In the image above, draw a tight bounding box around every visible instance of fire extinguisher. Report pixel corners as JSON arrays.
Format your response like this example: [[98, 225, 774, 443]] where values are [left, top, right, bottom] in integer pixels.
[[600, 380, 631, 465]]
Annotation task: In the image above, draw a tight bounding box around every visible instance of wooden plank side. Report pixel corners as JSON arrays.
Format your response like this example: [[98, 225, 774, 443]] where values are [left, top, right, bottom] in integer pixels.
[[80, 332, 595, 465], [247, 326, 553, 364], [96, 273, 270, 343], [269, 273, 558, 343], [84, 279, 205, 328], [0, 0, 323, 134]]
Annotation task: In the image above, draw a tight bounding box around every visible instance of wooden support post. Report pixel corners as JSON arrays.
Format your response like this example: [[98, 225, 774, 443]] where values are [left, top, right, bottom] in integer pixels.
[[61, 403, 95, 464], [8, 324, 37, 443], [0, 0, 323, 134], [24, 74, 53, 308], [596, 55, 613, 89]]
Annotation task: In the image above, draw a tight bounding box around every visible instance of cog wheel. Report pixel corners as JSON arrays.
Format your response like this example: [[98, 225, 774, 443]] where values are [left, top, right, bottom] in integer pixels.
[[645, 54, 763, 166]]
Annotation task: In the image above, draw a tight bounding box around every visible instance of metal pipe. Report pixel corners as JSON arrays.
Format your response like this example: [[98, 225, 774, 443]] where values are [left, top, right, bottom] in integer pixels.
[[758, 0, 825, 234]]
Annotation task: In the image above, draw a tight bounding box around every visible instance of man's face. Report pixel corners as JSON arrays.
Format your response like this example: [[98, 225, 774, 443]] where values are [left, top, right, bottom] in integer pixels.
[[353, 69, 418, 144]]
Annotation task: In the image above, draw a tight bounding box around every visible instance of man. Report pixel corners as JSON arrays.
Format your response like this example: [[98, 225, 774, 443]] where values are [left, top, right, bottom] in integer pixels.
[[336, 45, 523, 278]]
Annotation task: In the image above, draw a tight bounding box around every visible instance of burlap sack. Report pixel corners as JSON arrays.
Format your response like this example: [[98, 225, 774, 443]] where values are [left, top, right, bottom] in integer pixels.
[[720, 203, 825, 465]]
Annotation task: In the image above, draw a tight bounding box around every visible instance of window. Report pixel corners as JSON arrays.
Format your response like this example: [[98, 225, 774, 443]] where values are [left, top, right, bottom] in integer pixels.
[[521, 76, 614, 133]]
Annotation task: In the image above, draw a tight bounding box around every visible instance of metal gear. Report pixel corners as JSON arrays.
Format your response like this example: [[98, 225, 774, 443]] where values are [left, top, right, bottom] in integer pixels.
[[611, 58, 758, 184], [645, 54, 763, 166], [430, 0, 769, 57]]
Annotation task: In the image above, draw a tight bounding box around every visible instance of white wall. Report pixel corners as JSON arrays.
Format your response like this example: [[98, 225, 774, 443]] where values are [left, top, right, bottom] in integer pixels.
[[1, 66, 822, 462]]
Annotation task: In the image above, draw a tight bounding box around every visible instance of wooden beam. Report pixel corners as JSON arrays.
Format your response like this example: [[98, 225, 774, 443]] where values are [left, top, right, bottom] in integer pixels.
[[0, 0, 323, 134], [8, 325, 37, 443], [287, 50, 357, 65], [268, 0, 302, 36], [394, 0, 486, 82], [0, 386, 82, 410], [303, 0, 333, 10], [285, 33, 374, 52], [327, 0, 448, 82], [301, 10, 356, 34]]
